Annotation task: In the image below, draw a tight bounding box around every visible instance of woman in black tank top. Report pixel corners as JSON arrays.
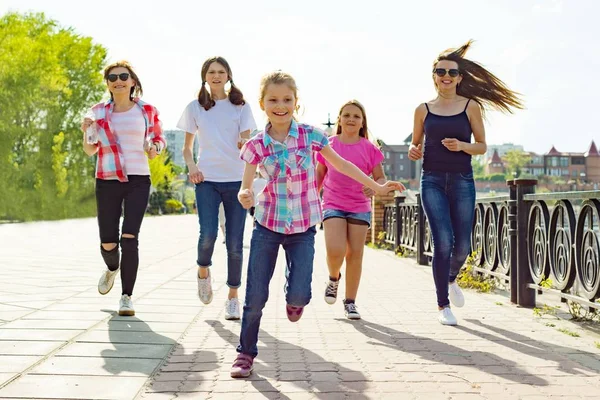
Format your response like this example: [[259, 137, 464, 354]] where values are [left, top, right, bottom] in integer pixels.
[[408, 40, 523, 326]]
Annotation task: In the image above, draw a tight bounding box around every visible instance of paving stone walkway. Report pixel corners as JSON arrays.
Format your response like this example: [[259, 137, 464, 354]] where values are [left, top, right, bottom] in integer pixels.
[[0, 215, 599, 399]]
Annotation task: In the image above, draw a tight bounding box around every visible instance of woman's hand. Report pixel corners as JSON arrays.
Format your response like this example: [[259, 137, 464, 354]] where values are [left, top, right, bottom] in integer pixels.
[[81, 118, 93, 133], [146, 144, 158, 160], [188, 166, 205, 184], [408, 144, 423, 161], [441, 138, 464, 152]]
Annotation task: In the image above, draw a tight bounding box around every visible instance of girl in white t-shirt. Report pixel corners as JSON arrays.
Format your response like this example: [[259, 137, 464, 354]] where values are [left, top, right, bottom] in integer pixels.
[[178, 56, 257, 320]]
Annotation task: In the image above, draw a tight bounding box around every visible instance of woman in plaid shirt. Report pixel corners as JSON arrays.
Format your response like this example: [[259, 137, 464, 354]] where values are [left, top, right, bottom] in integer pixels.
[[230, 71, 405, 378], [81, 60, 166, 317]]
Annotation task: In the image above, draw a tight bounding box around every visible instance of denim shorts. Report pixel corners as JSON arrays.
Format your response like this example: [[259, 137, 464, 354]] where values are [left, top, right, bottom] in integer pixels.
[[323, 209, 371, 227]]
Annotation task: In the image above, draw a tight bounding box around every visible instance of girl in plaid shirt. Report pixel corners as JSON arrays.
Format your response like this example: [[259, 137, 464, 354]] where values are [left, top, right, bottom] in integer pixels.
[[230, 71, 404, 378]]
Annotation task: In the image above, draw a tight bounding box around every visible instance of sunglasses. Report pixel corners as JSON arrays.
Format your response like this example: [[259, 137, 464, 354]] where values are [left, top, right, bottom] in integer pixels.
[[433, 68, 460, 77], [107, 73, 130, 82]]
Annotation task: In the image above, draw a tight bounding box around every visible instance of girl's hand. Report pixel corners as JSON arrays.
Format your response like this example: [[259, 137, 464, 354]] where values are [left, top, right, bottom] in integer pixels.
[[362, 186, 375, 198], [188, 166, 205, 184], [237, 138, 248, 149], [375, 181, 406, 195], [238, 189, 254, 209], [441, 138, 463, 152], [408, 143, 423, 161]]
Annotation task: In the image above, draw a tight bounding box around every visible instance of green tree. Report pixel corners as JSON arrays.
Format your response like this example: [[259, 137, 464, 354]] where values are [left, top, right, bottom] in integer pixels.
[[503, 150, 532, 179], [0, 12, 107, 221], [472, 156, 485, 178]]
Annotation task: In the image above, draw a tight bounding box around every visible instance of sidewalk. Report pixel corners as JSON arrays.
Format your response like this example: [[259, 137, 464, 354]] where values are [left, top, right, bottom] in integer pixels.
[[0, 215, 599, 400]]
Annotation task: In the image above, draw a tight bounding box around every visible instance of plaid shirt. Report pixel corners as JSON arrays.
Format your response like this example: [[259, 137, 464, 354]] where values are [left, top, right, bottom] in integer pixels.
[[91, 98, 166, 182], [240, 121, 329, 234]]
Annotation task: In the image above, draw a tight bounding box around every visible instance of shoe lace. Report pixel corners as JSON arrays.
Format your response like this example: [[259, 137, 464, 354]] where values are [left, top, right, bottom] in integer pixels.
[[227, 299, 239, 314], [121, 295, 132, 308], [345, 302, 358, 314], [325, 280, 339, 297]]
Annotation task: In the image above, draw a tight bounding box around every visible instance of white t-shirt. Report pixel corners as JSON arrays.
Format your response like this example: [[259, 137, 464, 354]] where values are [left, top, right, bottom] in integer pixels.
[[109, 106, 150, 177], [177, 99, 256, 182]]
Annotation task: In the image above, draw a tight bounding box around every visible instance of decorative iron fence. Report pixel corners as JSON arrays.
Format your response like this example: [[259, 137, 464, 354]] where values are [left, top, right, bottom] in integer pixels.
[[381, 179, 600, 309]]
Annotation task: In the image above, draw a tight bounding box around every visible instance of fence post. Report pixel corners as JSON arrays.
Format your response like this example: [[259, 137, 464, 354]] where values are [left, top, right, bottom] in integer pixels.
[[507, 180, 518, 304], [515, 178, 538, 308], [394, 194, 405, 250], [416, 193, 428, 265]]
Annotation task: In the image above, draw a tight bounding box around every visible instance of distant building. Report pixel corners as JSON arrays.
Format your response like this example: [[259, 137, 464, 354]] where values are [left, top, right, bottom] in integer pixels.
[[163, 129, 186, 169], [378, 136, 417, 181], [486, 149, 505, 175], [490, 141, 600, 183], [483, 143, 524, 165]]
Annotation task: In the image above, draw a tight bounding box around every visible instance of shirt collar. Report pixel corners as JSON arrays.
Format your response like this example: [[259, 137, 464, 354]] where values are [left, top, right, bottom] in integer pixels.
[[262, 120, 299, 147]]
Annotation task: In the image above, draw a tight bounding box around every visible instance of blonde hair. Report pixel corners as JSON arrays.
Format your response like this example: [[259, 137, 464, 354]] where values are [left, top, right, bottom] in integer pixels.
[[259, 70, 298, 102]]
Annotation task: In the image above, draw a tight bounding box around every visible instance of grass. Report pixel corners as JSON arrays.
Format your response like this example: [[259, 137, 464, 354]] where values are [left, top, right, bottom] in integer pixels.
[[557, 328, 580, 337]]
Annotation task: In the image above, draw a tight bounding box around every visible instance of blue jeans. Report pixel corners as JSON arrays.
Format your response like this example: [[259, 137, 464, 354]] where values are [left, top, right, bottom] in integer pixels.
[[237, 223, 317, 357], [194, 181, 247, 288], [420, 171, 475, 308]]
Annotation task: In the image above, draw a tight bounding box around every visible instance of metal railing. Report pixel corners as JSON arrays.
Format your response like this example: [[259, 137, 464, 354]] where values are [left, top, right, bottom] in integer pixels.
[[381, 179, 600, 309]]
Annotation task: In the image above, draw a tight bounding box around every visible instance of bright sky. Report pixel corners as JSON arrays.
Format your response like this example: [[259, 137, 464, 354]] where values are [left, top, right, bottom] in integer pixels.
[[2, 0, 597, 154]]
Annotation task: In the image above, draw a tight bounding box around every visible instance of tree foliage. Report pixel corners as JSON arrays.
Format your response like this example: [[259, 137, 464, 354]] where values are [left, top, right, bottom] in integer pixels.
[[504, 150, 532, 179], [0, 12, 107, 221]]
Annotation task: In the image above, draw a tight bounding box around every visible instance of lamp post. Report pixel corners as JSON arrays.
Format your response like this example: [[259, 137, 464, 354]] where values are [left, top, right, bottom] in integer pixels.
[[322, 113, 334, 136]]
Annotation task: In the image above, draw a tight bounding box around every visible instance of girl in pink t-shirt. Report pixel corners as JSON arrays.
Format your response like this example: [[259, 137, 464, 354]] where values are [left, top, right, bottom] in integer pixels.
[[316, 100, 386, 320]]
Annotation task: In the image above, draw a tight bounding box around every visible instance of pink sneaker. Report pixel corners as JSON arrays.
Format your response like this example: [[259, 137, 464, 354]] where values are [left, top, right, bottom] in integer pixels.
[[230, 353, 254, 378], [286, 304, 304, 322]]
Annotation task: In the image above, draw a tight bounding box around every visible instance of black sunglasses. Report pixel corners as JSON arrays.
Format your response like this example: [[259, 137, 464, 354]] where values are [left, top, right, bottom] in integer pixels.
[[107, 73, 130, 82], [433, 68, 460, 77]]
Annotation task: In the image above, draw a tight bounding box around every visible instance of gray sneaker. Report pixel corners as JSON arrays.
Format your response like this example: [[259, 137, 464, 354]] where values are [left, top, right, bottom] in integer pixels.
[[344, 301, 361, 320], [98, 268, 119, 295], [197, 268, 213, 305], [225, 298, 241, 320], [118, 295, 135, 316]]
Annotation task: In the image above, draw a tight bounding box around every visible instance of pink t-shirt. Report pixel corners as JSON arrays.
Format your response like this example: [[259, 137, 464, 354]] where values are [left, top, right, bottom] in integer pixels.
[[317, 136, 384, 213]]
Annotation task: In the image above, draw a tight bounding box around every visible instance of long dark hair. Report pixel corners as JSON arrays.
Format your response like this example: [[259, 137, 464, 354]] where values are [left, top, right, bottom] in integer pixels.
[[103, 60, 143, 101], [335, 100, 369, 140], [197, 56, 246, 111], [434, 40, 524, 116]]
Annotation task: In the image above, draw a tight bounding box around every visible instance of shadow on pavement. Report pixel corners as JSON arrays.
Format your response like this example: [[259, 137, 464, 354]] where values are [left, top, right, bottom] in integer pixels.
[[206, 319, 369, 399], [461, 318, 600, 374], [339, 318, 550, 386]]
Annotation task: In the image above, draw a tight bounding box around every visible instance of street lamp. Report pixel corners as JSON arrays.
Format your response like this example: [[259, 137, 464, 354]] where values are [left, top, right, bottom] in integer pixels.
[[322, 113, 334, 136]]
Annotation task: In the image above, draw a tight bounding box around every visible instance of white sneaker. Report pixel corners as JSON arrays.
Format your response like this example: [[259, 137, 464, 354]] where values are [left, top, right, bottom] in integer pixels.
[[197, 268, 213, 305], [438, 307, 457, 326], [225, 298, 241, 320], [119, 295, 135, 316], [448, 281, 465, 308], [98, 268, 119, 295], [324, 275, 340, 305]]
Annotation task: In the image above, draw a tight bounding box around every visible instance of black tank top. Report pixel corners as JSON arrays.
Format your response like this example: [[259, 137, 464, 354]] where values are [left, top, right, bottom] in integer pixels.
[[422, 99, 473, 173]]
